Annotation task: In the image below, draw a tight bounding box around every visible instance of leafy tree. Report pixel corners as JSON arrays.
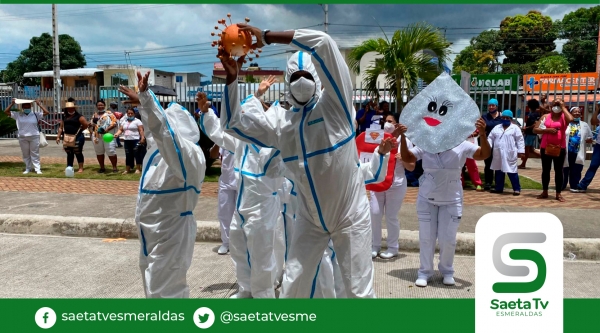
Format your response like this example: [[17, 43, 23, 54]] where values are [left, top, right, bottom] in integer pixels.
[[558, 6, 600, 72], [536, 55, 570, 74], [0, 112, 17, 137], [453, 46, 497, 74], [2, 33, 86, 86], [499, 11, 558, 66], [244, 75, 258, 83], [500, 62, 537, 75], [471, 30, 504, 72], [348, 23, 451, 113]]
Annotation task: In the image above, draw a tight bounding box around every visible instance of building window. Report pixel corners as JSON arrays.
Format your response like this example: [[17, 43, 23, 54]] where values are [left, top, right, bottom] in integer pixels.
[[111, 73, 129, 86], [75, 80, 88, 88], [176, 76, 183, 83]]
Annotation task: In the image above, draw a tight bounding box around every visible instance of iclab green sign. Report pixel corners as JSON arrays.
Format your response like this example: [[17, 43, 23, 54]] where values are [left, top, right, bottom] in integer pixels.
[[451, 74, 518, 91]]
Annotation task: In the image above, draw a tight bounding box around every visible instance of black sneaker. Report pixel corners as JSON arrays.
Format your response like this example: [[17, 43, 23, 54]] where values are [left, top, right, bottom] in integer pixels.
[[98, 168, 105, 174], [484, 185, 491, 191], [490, 189, 503, 194]]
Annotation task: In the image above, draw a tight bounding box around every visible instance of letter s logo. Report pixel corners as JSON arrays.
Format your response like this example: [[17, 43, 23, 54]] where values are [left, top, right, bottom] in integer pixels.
[[492, 232, 547, 293]]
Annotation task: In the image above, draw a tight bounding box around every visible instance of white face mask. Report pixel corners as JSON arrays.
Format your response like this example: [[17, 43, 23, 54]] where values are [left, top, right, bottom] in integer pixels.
[[383, 122, 395, 134], [552, 106, 561, 113], [290, 77, 316, 105]]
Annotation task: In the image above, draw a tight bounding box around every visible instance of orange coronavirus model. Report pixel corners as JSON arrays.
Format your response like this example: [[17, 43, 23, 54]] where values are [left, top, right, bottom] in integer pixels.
[[211, 14, 262, 61]]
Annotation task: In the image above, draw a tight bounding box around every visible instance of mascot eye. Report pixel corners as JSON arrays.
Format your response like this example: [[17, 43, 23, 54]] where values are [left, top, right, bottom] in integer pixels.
[[439, 105, 448, 116], [427, 102, 437, 112], [438, 100, 453, 116]]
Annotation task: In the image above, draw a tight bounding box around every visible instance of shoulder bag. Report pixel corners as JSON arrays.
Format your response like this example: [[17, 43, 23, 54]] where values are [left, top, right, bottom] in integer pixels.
[[32, 112, 48, 148]]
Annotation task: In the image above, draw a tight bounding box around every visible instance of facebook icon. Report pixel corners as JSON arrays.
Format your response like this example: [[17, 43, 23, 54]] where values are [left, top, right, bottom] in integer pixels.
[[35, 307, 56, 329]]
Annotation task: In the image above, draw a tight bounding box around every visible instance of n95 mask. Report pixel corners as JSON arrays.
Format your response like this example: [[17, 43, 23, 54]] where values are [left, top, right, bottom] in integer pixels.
[[290, 77, 316, 104]]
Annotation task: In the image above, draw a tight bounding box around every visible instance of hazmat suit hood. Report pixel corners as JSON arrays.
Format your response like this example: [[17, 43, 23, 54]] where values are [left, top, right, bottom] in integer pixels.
[[285, 51, 321, 110], [165, 102, 200, 143]]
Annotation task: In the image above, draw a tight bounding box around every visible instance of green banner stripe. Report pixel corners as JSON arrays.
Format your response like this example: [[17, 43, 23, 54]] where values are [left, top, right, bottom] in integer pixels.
[[1, 0, 599, 3], [1, 299, 598, 332]]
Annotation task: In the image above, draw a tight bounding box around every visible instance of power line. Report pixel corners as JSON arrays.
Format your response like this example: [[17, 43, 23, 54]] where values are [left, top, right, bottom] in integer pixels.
[[0, 5, 177, 22]]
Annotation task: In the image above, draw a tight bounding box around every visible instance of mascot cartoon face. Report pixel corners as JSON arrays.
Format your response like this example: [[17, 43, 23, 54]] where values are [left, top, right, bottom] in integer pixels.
[[399, 72, 480, 154]]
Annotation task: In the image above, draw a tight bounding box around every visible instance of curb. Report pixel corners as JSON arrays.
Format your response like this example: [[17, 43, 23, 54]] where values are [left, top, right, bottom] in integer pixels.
[[0, 214, 598, 260]]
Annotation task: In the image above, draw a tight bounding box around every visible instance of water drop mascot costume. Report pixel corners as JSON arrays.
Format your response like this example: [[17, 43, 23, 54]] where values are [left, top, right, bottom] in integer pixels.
[[218, 24, 392, 298], [118, 72, 206, 298], [398, 72, 491, 287]]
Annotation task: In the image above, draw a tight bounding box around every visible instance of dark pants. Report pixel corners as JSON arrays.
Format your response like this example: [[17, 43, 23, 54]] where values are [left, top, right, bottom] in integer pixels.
[[124, 139, 146, 168], [540, 148, 566, 193], [65, 134, 85, 167], [495, 171, 521, 192], [484, 155, 496, 187], [562, 151, 584, 191], [578, 143, 600, 190], [116, 136, 122, 147]]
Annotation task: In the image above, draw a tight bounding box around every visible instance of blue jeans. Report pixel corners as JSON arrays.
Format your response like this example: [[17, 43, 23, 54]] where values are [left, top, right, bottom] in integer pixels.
[[578, 143, 600, 190], [495, 171, 521, 192], [563, 151, 584, 191]]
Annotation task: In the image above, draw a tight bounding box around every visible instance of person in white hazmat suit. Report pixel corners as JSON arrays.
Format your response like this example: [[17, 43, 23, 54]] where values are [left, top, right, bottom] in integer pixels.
[[398, 118, 490, 287], [217, 25, 392, 298], [215, 147, 236, 254], [118, 72, 206, 298], [198, 90, 285, 299]]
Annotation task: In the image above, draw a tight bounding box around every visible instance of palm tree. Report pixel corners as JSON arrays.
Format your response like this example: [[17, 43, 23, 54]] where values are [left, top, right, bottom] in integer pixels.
[[348, 22, 452, 114]]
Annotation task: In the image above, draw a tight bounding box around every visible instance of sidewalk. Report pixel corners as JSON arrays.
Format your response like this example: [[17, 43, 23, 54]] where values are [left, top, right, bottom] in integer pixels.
[[1, 233, 598, 298]]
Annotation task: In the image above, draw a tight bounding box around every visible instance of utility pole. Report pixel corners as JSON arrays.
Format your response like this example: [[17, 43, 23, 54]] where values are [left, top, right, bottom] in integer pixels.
[[52, 4, 61, 114], [324, 4, 328, 33], [319, 4, 329, 33]]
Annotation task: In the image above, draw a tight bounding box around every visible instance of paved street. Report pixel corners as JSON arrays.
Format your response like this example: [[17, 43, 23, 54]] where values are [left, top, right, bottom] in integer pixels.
[[2, 138, 600, 298], [1, 233, 598, 299]]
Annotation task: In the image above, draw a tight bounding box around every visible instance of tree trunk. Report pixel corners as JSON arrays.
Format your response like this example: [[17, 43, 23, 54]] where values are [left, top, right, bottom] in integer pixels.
[[396, 74, 403, 115]]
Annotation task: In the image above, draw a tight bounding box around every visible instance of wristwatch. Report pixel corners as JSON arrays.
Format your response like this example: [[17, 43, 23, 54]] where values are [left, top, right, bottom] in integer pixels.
[[262, 29, 271, 45]]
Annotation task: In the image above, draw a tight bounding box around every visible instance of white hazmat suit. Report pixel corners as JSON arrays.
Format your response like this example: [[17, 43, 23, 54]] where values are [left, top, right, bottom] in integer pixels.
[[217, 148, 237, 251], [200, 104, 284, 298], [136, 91, 206, 298], [221, 30, 390, 298]]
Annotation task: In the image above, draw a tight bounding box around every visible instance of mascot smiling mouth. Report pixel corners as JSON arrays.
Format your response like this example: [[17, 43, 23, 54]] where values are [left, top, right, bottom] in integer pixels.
[[423, 117, 441, 127]]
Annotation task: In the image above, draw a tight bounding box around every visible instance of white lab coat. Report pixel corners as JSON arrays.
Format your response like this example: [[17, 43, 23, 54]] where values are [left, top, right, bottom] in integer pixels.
[[487, 124, 525, 173], [200, 106, 284, 298], [563, 121, 592, 167], [221, 30, 390, 298], [136, 91, 206, 298]]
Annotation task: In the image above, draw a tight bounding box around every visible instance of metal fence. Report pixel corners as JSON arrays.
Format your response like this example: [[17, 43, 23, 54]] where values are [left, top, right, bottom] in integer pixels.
[[3, 76, 599, 143]]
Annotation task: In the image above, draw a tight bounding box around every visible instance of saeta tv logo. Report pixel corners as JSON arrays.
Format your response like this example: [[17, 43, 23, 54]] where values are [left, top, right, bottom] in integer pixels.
[[492, 233, 546, 294], [475, 213, 563, 333]]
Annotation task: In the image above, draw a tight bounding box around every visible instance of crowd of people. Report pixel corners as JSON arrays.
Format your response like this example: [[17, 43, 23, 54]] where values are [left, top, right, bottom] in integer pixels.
[[5, 97, 147, 175], [5, 25, 600, 299]]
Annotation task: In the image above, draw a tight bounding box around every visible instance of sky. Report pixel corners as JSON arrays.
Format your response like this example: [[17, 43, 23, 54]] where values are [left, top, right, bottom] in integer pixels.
[[0, 4, 596, 78]]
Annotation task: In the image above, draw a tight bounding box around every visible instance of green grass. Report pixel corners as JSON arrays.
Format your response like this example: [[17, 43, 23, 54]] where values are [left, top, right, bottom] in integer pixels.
[[0, 162, 221, 182], [462, 172, 542, 190]]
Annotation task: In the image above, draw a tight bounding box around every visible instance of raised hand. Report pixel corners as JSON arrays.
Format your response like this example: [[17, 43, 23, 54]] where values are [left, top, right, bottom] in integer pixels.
[[196, 92, 211, 113], [237, 23, 264, 49], [256, 75, 277, 97], [136, 71, 151, 93], [396, 123, 408, 136], [119, 85, 139, 104], [218, 48, 246, 78], [475, 118, 486, 135], [378, 137, 395, 155]]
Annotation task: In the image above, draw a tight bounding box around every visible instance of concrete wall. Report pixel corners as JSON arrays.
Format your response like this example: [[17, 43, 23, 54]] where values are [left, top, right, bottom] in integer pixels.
[[154, 71, 173, 89]]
